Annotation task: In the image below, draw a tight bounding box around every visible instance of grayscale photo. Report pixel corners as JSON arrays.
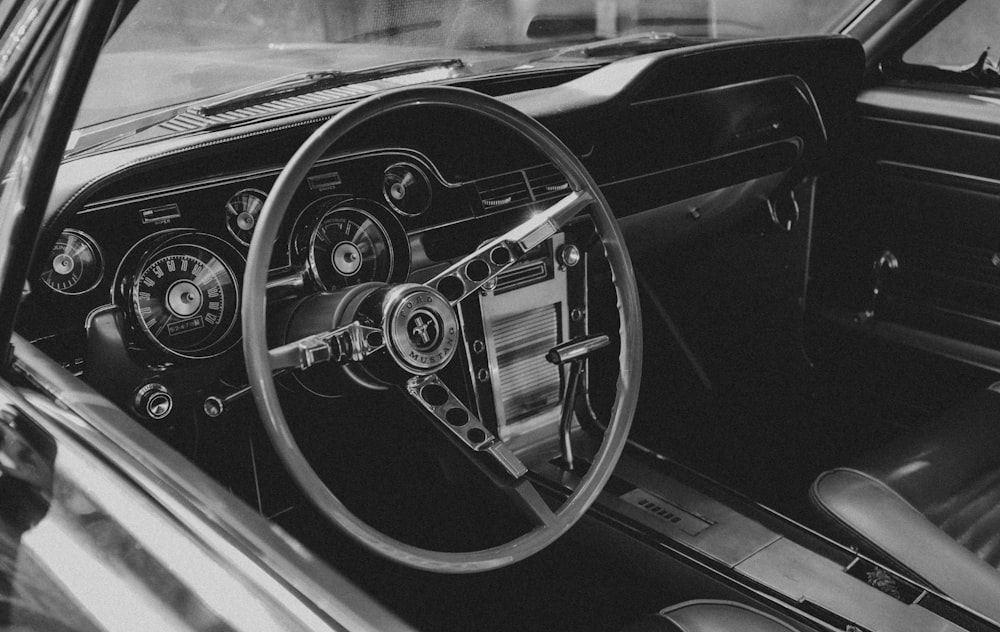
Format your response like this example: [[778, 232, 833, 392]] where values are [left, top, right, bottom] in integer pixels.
[[0, 1, 995, 630]]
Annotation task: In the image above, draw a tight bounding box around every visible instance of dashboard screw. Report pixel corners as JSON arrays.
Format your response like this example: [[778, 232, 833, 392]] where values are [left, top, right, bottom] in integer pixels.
[[477, 368, 489, 383], [472, 340, 485, 354], [570, 308, 585, 322]]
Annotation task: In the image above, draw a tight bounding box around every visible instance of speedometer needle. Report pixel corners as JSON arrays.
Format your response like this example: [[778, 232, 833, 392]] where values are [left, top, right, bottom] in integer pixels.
[[154, 314, 174, 338]]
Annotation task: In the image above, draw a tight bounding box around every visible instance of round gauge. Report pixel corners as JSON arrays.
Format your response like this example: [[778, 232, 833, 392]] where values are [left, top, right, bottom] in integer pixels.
[[308, 208, 394, 290], [225, 188, 266, 246], [131, 242, 240, 360], [40, 229, 104, 295], [383, 163, 431, 217]]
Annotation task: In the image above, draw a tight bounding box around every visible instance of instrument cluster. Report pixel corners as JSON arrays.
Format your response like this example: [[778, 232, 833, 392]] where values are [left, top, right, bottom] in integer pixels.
[[31, 151, 463, 366]]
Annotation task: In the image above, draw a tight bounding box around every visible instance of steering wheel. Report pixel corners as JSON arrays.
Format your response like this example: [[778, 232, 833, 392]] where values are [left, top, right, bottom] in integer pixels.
[[242, 85, 642, 572]]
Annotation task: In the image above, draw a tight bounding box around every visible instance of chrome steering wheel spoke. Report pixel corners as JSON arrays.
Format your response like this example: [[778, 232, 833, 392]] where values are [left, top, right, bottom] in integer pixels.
[[427, 190, 593, 305], [268, 320, 384, 372], [406, 374, 527, 479]]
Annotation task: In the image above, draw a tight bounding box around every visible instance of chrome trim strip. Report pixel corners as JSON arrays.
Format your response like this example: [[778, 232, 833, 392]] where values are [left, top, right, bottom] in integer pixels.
[[602, 138, 803, 188], [875, 159, 1000, 189], [862, 115, 1000, 141], [632, 74, 804, 108], [80, 148, 458, 213]]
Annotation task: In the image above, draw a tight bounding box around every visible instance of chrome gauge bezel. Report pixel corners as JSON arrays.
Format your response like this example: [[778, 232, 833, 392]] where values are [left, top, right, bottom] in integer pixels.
[[307, 208, 394, 291], [382, 162, 432, 217], [40, 229, 105, 296], [224, 188, 267, 247], [293, 197, 409, 292], [124, 233, 244, 361]]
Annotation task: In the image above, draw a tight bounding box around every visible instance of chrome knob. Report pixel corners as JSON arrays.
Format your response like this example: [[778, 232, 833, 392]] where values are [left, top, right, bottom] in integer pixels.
[[134, 383, 172, 420]]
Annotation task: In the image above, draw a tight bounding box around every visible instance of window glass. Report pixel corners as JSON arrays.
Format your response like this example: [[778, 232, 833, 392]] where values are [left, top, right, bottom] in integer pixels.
[[76, 0, 869, 130], [904, 0, 1000, 69]]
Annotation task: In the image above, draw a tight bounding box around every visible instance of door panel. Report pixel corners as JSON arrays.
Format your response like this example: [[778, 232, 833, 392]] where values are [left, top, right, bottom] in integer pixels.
[[808, 85, 1000, 420]]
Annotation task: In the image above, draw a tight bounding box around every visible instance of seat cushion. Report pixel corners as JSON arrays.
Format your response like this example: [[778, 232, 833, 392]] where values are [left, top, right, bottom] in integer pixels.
[[622, 600, 800, 632], [810, 388, 1000, 621]]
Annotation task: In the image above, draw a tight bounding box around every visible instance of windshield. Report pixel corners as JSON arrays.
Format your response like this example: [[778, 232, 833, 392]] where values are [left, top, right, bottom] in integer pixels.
[[77, 0, 869, 130]]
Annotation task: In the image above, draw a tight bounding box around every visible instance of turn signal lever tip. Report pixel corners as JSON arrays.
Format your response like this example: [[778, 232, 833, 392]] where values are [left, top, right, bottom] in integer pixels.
[[545, 333, 610, 366]]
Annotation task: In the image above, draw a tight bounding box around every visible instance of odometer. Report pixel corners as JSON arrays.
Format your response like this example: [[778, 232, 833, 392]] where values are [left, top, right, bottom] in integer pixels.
[[131, 241, 240, 359]]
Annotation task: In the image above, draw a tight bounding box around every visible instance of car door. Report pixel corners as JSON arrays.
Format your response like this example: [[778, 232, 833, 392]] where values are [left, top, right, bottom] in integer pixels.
[[807, 0, 1000, 424]]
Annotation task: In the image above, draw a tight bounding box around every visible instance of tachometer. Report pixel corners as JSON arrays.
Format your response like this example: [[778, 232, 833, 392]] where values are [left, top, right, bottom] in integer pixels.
[[130, 239, 240, 360], [40, 229, 104, 295]]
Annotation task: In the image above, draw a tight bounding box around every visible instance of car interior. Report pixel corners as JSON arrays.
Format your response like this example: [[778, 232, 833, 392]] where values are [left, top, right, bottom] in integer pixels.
[[11, 1, 1000, 630]]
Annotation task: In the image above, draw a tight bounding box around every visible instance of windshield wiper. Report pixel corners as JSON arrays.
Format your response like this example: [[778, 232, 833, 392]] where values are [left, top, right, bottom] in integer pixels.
[[65, 104, 193, 159], [193, 58, 465, 117]]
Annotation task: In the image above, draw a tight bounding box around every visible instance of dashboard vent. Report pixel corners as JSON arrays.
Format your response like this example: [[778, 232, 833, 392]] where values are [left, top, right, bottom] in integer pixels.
[[475, 171, 531, 213], [526, 163, 570, 203], [474, 163, 570, 215]]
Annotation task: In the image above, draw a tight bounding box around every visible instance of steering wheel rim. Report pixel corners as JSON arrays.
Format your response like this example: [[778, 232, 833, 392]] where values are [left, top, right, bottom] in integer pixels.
[[242, 85, 642, 572]]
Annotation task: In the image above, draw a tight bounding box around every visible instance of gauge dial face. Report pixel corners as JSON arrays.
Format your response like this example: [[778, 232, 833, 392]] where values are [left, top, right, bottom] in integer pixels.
[[131, 243, 239, 359], [383, 163, 431, 216], [308, 209, 393, 290], [40, 230, 104, 295], [225, 189, 266, 246]]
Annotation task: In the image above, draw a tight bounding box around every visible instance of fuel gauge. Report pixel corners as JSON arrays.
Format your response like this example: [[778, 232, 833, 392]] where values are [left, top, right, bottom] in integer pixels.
[[40, 229, 104, 295]]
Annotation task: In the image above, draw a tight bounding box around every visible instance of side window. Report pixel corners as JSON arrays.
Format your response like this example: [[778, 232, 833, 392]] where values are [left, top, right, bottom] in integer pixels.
[[902, 0, 1000, 77]]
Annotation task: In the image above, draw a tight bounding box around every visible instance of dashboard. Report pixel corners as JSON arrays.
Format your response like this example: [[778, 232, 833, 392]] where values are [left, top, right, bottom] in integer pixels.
[[30, 149, 478, 364], [18, 35, 864, 455]]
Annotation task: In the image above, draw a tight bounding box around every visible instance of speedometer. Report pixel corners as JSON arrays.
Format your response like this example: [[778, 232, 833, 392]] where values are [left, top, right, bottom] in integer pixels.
[[130, 240, 240, 360]]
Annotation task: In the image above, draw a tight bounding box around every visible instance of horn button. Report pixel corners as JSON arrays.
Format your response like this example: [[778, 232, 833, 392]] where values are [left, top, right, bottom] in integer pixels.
[[383, 285, 459, 374]]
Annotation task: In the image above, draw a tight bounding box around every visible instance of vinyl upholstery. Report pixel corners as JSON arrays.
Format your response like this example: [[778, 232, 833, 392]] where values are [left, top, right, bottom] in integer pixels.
[[810, 388, 1000, 622], [621, 601, 800, 632]]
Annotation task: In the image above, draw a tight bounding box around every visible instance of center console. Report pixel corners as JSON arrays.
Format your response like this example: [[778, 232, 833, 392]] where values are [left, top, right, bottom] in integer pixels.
[[531, 442, 997, 632]]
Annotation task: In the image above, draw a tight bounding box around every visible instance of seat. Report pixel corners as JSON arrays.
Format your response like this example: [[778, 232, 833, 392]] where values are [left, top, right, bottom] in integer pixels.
[[810, 387, 1000, 621], [621, 600, 800, 632]]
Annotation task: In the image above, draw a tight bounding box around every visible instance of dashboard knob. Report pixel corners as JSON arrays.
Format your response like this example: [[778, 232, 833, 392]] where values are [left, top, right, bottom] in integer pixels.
[[558, 244, 581, 268], [134, 383, 173, 420]]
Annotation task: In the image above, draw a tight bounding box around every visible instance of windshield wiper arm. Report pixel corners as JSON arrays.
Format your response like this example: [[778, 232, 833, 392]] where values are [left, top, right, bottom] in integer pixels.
[[193, 58, 465, 117]]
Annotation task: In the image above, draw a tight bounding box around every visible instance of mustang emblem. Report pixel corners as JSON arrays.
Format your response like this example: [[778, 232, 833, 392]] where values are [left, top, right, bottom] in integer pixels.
[[408, 312, 439, 350]]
